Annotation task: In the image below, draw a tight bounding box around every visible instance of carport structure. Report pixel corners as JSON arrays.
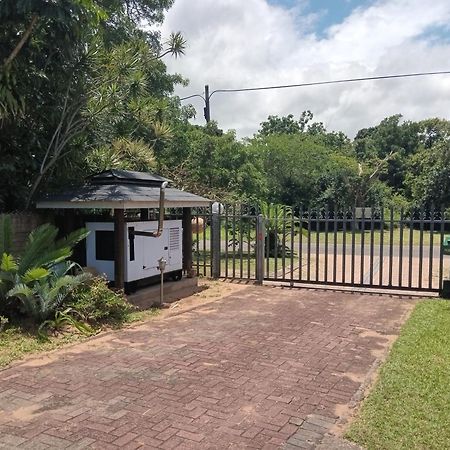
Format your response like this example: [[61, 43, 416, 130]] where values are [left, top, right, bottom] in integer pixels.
[[36, 169, 210, 290]]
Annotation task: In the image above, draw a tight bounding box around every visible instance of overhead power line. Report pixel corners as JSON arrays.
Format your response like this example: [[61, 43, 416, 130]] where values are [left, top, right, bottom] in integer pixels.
[[178, 70, 450, 122]]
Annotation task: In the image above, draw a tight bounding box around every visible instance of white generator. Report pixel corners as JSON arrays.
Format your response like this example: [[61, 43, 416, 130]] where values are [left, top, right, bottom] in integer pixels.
[[85, 220, 183, 288]]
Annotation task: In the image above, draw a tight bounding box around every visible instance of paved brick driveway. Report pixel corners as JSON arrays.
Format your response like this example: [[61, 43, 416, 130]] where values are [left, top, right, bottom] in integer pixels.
[[0, 285, 414, 449]]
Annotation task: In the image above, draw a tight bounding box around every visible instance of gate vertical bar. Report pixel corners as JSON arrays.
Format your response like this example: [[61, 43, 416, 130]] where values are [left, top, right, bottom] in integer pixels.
[[307, 208, 312, 282], [315, 209, 320, 281], [360, 207, 366, 285], [211, 210, 221, 279], [342, 211, 347, 284], [224, 205, 229, 279], [239, 207, 244, 279], [274, 205, 279, 280], [418, 207, 424, 289], [398, 208, 404, 287], [282, 206, 287, 279], [256, 214, 265, 285], [369, 206, 375, 286], [232, 204, 236, 278], [298, 206, 303, 281], [408, 210, 414, 288], [247, 211, 251, 279], [388, 206, 394, 287], [351, 207, 356, 285], [438, 209, 445, 293], [428, 206, 435, 290], [290, 210, 295, 285], [333, 208, 338, 283], [324, 206, 329, 283], [379, 207, 385, 286]]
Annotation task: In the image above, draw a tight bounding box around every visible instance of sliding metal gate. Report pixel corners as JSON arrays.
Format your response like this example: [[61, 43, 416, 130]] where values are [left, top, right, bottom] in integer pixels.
[[194, 206, 450, 293]]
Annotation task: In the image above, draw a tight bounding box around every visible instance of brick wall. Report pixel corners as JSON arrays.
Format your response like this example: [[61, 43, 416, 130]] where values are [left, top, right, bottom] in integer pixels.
[[1, 212, 47, 255]]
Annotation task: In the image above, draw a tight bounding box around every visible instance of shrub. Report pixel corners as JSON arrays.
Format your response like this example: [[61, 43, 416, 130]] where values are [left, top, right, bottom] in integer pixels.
[[69, 277, 134, 325]]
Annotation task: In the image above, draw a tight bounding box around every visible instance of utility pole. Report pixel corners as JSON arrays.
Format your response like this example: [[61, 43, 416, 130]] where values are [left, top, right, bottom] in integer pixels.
[[203, 84, 211, 123]]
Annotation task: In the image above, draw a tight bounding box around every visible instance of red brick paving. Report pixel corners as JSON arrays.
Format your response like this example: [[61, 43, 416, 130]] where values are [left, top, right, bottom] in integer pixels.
[[0, 285, 414, 449]]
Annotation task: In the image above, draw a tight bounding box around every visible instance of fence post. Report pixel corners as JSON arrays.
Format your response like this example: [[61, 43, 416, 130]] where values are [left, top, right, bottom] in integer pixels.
[[256, 214, 265, 285], [211, 210, 221, 279]]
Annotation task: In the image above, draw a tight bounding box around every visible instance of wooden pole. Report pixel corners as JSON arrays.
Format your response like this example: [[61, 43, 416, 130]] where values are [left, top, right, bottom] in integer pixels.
[[114, 209, 125, 289], [182, 208, 193, 277]]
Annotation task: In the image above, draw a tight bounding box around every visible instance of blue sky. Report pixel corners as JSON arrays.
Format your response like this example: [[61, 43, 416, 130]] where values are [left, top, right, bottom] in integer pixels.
[[271, 0, 373, 36]]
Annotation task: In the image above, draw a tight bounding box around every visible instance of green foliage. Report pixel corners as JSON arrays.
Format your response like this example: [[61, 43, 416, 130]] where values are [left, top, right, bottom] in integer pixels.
[[86, 138, 156, 173], [0, 223, 90, 324], [38, 308, 94, 340], [7, 264, 90, 323], [69, 277, 134, 325]]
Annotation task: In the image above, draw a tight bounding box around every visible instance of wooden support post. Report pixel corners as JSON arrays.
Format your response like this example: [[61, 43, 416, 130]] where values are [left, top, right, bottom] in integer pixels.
[[182, 208, 193, 277], [114, 209, 125, 289]]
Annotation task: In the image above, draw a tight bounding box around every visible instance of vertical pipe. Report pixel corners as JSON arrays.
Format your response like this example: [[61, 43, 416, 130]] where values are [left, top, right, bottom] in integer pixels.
[[195, 213, 200, 276]]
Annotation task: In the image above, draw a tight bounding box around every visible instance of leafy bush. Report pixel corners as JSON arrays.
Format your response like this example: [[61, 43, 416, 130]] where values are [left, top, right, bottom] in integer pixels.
[[69, 277, 134, 326]]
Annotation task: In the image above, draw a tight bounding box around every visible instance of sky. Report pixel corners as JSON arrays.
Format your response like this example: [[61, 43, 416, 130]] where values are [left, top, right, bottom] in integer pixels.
[[158, 0, 450, 138]]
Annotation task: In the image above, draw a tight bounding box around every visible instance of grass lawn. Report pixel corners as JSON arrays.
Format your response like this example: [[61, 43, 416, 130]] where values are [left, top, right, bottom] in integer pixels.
[[0, 308, 160, 369], [346, 300, 450, 450]]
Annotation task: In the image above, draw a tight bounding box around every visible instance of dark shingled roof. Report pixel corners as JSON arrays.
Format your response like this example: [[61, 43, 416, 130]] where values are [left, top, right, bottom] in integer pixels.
[[36, 170, 210, 209], [89, 169, 170, 186]]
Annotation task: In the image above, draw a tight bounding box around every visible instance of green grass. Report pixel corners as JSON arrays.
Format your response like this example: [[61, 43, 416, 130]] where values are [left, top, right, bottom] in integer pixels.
[[0, 325, 85, 368], [346, 300, 450, 450], [0, 308, 161, 369]]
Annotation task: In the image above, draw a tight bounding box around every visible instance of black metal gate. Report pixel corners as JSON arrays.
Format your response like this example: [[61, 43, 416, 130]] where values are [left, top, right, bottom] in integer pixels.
[[194, 205, 450, 293]]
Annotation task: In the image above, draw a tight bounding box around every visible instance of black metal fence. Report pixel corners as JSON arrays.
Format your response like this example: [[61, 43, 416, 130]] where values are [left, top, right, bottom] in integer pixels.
[[193, 205, 450, 294]]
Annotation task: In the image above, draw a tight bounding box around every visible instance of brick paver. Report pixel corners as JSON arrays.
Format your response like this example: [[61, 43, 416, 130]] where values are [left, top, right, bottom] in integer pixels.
[[0, 285, 414, 449]]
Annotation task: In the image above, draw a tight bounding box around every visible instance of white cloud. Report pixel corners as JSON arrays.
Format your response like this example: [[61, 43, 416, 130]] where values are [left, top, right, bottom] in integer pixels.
[[158, 0, 450, 138]]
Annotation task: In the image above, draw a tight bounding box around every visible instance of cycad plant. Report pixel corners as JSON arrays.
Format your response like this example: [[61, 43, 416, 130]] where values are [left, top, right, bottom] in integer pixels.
[[7, 261, 90, 323], [0, 218, 89, 323]]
